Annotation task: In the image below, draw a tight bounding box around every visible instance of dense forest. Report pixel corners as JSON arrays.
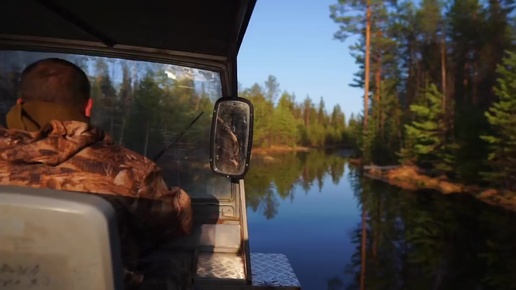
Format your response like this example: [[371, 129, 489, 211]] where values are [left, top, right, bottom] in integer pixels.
[[326, 0, 516, 190], [327, 1, 516, 289], [0, 51, 356, 197], [237, 75, 354, 149], [0, 51, 355, 151], [1, 0, 515, 193]]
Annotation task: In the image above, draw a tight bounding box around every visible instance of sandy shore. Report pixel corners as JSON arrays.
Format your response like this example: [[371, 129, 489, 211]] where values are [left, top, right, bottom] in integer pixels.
[[364, 165, 516, 212]]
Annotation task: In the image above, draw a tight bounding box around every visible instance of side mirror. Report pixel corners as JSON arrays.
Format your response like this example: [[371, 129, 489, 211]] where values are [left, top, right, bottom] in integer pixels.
[[210, 97, 253, 179]]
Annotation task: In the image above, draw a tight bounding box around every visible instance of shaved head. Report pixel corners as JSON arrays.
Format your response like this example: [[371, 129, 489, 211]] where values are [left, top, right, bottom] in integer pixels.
[[20, 58, 90, 108]]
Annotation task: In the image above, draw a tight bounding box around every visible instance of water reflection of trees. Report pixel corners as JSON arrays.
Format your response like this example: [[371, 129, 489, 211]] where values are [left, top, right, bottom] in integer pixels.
[[245, 150, 347, 219], [343, 167, 516, 290]]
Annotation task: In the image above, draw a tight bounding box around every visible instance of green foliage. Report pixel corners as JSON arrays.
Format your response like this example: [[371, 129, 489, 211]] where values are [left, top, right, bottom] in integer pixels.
[[272, 99, 299, 146], [402, 84, 457, 173], [404, 85, 443, 160], [242, 84, 273, 147], [330, 0, 516, 188], [481, 51, 516, 189], [378, 88, 404, 164], [238, 80, 355, 149]]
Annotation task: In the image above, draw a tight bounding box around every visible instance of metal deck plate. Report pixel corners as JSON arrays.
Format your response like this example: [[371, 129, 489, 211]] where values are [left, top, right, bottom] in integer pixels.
[[251, 253, 301, 288], [196, 252, 245, 280]]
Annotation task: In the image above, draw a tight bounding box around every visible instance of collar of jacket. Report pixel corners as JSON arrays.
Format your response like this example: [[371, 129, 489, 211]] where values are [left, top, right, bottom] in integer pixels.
[[6, 101, 89, 132]]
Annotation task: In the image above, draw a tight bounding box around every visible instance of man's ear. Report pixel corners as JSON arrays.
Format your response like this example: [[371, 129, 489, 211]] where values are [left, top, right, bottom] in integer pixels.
[[85, 98, 93, 117], [16, 98, 23, 105]]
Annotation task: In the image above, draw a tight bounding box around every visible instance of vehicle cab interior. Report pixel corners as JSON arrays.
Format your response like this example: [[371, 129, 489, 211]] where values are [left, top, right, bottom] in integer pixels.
[[0, 1, 301, 290]]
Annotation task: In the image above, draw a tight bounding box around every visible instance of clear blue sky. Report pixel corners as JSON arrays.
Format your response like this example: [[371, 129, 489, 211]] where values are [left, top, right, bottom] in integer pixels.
[[237, 0, 363, 119]]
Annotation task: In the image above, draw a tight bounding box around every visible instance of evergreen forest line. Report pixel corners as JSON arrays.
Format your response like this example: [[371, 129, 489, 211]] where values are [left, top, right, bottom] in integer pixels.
[[3, 0, 516, 195], [327, 0, 516, 191], [238, 75, 354, 150], [0, 53, 353, 155]]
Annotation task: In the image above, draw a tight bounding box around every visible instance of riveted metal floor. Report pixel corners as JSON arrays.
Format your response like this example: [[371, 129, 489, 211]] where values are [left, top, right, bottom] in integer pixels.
[[250, 253, 300, 288], [195, 252, 246, 280], [193, 252, 301, 290]]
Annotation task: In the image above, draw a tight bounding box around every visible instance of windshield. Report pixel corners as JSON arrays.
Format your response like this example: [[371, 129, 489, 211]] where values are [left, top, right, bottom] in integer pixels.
[[0, 50, 230, 199]]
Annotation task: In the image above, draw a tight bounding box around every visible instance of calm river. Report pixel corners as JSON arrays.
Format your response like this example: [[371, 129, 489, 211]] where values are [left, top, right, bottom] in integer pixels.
[[245, 150, 516, 290]]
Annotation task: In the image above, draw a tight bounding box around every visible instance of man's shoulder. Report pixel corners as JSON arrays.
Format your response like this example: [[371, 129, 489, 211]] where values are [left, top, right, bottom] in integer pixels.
[[82, 140, 159, 173], [61, 140, 164, 197]]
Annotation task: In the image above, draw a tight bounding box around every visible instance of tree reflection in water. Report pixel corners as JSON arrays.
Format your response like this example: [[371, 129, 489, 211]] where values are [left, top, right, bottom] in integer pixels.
[[247, 150, 516, 290], [345, 167, 516, 290], [246, 150, 347, 219]]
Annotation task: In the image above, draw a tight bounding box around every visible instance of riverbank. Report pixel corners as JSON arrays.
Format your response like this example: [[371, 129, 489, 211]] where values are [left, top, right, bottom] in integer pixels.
[[251, 145, 311, 155], [364, 165, 516, 212]]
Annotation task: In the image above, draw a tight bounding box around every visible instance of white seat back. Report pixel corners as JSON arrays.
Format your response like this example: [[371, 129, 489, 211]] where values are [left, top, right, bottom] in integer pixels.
[[0, 185, 123, 290]]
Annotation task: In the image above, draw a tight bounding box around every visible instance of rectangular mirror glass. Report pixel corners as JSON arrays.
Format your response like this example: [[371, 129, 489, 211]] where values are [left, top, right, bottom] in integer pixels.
[[210, 98, 253, 179]]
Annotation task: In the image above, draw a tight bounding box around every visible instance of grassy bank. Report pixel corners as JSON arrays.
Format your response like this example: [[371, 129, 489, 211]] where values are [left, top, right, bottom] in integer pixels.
[[364, 165, 516, 212]]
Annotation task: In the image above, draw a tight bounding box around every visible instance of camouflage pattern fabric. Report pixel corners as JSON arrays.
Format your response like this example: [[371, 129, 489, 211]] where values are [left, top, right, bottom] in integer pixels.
[[0, 119, 193, 289]]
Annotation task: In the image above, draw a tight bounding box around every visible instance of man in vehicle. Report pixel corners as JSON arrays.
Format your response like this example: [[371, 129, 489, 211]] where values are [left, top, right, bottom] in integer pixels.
[[0, 58, 193, 287]]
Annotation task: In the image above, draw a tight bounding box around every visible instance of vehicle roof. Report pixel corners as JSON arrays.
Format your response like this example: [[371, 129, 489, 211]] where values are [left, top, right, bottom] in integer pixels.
[[0, 0, 256, 64]]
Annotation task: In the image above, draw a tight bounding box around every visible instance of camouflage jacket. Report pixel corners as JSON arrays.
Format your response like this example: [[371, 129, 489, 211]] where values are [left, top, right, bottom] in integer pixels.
[[0, 120, 193, 265]]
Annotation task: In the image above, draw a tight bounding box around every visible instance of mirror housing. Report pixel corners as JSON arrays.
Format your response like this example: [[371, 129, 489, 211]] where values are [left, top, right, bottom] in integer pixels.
[[210, 97, 254, 179]]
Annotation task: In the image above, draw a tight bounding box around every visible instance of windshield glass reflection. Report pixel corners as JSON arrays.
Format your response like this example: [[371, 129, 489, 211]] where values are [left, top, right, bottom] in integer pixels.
[[0, 50, 229, 199]]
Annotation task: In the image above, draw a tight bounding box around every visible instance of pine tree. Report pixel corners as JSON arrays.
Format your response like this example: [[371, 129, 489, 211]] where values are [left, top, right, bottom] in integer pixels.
[[481, 51, 516, 190], [403, 83, 456, 172], [273, 92, 299, 146]]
